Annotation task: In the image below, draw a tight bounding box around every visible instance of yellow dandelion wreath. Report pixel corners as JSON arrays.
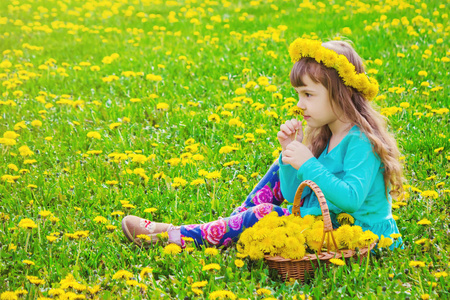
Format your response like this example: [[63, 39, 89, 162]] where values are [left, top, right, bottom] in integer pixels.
[[288, 38, 379, 101]]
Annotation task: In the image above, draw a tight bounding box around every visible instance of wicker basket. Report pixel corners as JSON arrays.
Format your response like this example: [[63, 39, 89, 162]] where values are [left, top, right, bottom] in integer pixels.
[[264, 180, 377, 282]]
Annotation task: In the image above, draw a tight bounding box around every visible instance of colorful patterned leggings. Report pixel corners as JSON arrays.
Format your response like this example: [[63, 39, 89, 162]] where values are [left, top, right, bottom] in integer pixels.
[[180, 162, 291, 247]]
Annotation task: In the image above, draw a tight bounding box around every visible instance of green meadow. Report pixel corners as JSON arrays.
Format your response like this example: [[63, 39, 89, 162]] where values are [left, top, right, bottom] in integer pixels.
[[0, 0, 449, 299]]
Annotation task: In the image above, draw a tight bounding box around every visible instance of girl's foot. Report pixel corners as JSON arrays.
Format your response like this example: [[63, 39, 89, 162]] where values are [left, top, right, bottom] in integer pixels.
[[121, 215, 172, 247]]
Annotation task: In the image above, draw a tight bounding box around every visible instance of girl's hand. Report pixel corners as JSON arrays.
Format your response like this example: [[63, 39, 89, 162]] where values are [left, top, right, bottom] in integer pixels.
[[277, 119, 303, 151], [282, 141, 314, 170]]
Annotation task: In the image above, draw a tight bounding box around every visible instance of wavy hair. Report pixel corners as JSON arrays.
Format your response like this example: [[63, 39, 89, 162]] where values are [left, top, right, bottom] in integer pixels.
[[289, 40, 404, 199]]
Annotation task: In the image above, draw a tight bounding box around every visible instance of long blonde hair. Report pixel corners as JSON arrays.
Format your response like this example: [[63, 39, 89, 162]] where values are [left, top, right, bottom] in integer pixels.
[[289, 40, 403, 199]]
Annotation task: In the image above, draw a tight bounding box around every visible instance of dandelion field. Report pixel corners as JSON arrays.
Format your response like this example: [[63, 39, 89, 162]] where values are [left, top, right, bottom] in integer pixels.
[[0, 0, 449, 298]]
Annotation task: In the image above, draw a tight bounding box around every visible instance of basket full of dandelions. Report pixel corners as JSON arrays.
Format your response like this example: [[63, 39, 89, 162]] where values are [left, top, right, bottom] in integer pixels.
[[237, 180, 378, 282]]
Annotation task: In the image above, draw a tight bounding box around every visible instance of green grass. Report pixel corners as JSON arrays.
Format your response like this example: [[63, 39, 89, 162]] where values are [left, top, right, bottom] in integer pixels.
[[0, 0, 449, 299]]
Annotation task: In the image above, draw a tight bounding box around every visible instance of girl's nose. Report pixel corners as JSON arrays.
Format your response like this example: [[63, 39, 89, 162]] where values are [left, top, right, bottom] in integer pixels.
[[297, 98, 306, 110]]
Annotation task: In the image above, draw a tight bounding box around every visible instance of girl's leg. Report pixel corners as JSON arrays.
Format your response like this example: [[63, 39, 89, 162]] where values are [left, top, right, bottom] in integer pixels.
[[230, 160, 285, 216], [179, 203, 291, 247]]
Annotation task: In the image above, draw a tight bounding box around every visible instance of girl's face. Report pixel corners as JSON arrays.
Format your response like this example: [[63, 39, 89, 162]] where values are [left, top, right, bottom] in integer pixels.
[[294, 75, 343, 131]]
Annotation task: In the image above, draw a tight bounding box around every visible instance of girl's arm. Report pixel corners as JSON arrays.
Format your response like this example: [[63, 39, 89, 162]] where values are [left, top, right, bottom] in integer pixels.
[[297, 135, 382, 213], [278, 155, 301, 203]]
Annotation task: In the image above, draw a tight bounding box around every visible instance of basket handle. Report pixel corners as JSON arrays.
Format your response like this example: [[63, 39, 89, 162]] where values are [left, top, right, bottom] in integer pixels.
[[292, 180, 338, 254]]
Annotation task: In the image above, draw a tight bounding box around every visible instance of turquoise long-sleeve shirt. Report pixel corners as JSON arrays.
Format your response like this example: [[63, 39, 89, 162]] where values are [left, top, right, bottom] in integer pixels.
[[279, 125, 402, 247]]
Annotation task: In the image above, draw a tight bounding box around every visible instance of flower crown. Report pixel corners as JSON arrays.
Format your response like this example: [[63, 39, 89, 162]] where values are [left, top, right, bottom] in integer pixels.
[[288, 38, 379, 101]]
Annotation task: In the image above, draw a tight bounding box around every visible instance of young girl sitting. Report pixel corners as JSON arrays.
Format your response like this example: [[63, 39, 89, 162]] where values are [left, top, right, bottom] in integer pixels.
[[121, 38, 403, 250]]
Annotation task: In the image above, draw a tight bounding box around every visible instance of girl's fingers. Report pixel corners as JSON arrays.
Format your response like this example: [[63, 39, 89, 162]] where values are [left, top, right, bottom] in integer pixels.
[[277, 131, 287, 139], [285, 120, 295, 132], [280, 124, 292, 135], [293, 119, 302, 130]]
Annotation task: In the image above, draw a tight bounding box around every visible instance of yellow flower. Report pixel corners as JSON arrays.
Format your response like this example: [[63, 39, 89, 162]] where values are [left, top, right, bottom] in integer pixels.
[[144, 208, 157, 213], [234, 259, 244, 268], [163, 243, 182, 255], [209, 290, 236, 300], [256, 288, 272, 295], [106, 225, 116, 231], [48, 288, 64, 296], [22, 259, 35, 266], [206, 171, 221, 180], [156, 102, 169, 110], [337, 213, 355, 225], [329, 258, 345, 266], [192, 281, 208, 288], [111, 211, 124, 216], [112, 270, 133, 280], [140, 267, 153, 279], [234, 87, 246, 95], [192, 288, 204, 295], [26, 276, 45, 285], [208, 113, 221, 123], [39, 210, 52, 218], [202, 263, 220, 271], [417, 218, 431, 225], [433, 271, 448, 278], [93, 216, 107, 224], [265, 85, 277, 92], [87, 131, 101, 139], [190, 179, 206, 186], [358, 230, 378, 246], [390, 233, 402, 239], [0, 291, 18, 300], [19, 145, 34, 157], [18, 218, 38, 229], [137, 234, 151, 241], [377, 235, 393, 248], [31, 120, 42, 127], [109, 122, 121, 129], [3, 131, 19, 139], [288, 106, 303, 117], [204, 248, 219, 256], [409, 260, 426, 267], [46, 235, 57, 243]]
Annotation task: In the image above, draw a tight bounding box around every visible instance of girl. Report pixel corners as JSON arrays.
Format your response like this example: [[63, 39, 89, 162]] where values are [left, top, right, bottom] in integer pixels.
[[121, 38, 403, 250]]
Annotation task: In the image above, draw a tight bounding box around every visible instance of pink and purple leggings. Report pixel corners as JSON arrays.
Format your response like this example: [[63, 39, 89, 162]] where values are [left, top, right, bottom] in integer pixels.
[[180, 163, 290, 247]]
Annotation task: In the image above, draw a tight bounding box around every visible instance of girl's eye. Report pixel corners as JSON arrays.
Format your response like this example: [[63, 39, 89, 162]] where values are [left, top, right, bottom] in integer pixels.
[[305, 93, 311, 97]]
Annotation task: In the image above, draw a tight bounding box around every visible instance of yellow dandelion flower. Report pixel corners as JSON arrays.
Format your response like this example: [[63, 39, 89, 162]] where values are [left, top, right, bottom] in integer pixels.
[[205, 248, 219, 256], [0, 292, 18, 300], [18, 218, 38, 229], [409, 260, 426, 267], [234, 259, 244, 268], [112, 270, 133, 280], [209, 290, 236, 300], [163, 243, 182, 255], [202, 263, 221, 271], [256, 288, 272, 295], [192, 281, 208, 288], [417, 218, 431, 225], [377, 235, 393, 248], [22, 259, 35, 266], [329, 258, 345, 266]]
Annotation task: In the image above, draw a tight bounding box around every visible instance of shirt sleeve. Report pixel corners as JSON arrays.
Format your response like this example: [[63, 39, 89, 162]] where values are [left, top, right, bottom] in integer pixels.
[[296, 135, 382, 213], [278, 154, 302, 203]]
